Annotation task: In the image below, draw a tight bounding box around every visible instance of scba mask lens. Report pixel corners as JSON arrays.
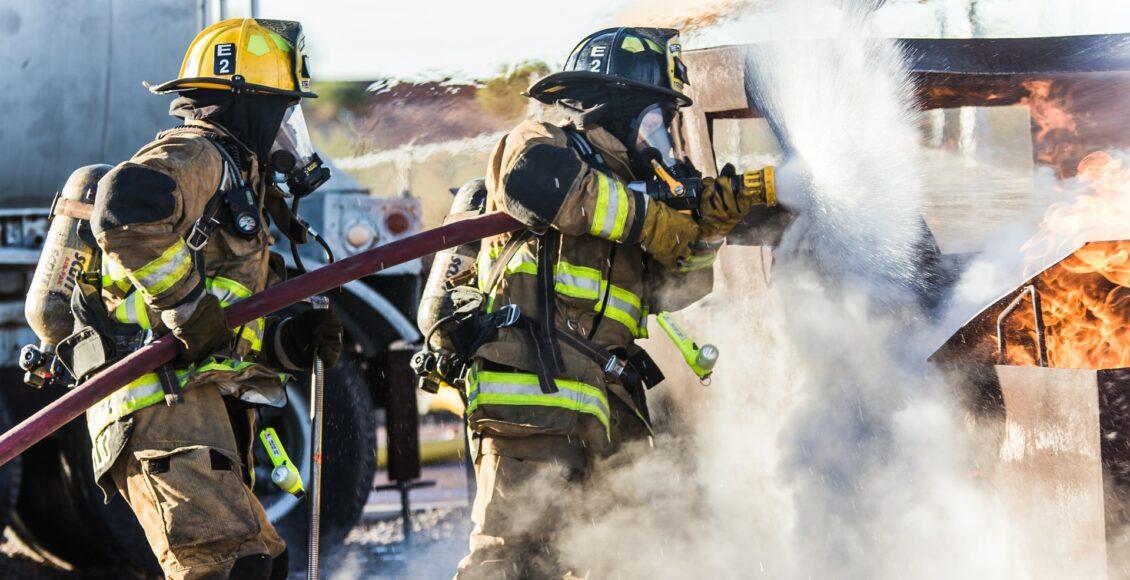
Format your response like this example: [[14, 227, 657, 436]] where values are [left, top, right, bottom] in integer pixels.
[[631, 103, 680, 169], [271, 104, 330, 197]]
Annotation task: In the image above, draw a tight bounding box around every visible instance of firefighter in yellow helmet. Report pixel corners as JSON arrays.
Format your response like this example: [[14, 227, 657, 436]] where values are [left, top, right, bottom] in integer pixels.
[[81, 19, 340, 578], [449, 27, 775, 578]]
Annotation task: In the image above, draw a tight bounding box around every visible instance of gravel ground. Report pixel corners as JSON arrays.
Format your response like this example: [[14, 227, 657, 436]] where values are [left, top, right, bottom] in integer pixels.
[[323, 508, 471, 579]]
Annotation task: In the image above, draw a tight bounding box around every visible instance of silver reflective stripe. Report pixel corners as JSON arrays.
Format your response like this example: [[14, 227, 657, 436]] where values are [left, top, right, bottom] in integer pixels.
[[87, 375, 166, 440], [607, 292, 642, 322], [132, 240, 193, 297], [595, 173, 621, 239], [556, 267, 601, 298]]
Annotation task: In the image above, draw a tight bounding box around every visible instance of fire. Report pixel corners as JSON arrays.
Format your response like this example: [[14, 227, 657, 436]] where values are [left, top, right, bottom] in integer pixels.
[[1002, 152, 1130, 370], [1021, 80, 1084, 178]]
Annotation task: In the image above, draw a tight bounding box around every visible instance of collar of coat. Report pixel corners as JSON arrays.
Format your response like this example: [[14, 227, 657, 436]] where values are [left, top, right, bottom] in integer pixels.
[[573, 124, 637, 181], [183, 119, 262, 168]]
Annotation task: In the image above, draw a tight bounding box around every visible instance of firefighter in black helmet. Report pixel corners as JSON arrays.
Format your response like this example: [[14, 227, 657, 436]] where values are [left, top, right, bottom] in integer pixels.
[[452, 27, 774, 578]]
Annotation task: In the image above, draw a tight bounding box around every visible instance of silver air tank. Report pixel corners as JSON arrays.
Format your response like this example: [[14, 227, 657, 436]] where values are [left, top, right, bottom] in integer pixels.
[[416, 178, 488, 350], [23, 165, 109, 381]]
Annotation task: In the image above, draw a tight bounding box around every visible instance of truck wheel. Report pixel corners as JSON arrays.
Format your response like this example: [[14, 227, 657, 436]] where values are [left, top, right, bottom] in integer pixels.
[[256, 355, 377, 562]]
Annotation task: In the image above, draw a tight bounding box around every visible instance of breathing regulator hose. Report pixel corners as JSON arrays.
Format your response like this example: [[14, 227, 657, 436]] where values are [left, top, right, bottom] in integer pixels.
[[289, 196, 335, 274]]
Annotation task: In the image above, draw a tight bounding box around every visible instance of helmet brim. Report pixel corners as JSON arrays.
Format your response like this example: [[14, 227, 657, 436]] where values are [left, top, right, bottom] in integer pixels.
[[527, 71, 692, 107], [148, 77, 318, 99]]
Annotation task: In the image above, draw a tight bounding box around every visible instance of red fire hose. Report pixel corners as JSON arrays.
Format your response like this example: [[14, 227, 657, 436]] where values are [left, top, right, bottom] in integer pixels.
[[0, 211, 521, 468]]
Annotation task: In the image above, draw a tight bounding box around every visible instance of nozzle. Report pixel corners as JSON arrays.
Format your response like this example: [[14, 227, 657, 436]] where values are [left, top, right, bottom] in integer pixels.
[[741, 166, 776, 206]]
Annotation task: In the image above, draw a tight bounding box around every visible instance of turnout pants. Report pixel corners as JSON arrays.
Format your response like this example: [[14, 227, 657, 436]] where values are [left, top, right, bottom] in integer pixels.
[[108, 383, 286, 579], [455, 395, 650, 579]]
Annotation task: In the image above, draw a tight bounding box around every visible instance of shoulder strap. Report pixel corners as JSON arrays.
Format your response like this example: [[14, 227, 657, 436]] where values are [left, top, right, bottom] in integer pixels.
[[563, 126, 607, 169], [481, 229, 533, 297], [183, 132, 246, 276]]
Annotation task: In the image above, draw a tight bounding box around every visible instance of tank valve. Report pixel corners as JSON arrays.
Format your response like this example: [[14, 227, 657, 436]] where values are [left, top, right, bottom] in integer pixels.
[[19, 343, 64, 388], [411, 348, 463, 394]]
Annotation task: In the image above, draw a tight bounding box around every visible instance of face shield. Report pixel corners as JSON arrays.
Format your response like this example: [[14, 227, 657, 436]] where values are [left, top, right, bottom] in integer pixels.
[[270, 103, 330, 197], [630, 103, 684, 172]]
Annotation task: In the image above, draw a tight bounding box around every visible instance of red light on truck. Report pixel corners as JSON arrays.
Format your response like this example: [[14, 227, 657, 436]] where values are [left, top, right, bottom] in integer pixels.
[[385, 211, 411, 236]]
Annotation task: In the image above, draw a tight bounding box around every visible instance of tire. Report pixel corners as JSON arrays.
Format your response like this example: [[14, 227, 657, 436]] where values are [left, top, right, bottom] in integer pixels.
[[11, 418, 156, 576], [10, 357, 377, 576], [258, 356, 378, 563]]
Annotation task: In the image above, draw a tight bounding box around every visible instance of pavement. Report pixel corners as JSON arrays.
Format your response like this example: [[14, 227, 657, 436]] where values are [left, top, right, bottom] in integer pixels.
[[321, 460, 474, 579]]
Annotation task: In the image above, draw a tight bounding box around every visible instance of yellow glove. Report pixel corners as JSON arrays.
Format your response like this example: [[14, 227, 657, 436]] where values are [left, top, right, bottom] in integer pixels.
[[699, 164, 776, 240], [638, 201, 700, 270]]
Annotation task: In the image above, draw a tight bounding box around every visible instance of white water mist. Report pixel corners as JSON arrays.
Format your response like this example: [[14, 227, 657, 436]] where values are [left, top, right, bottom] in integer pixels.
[[555, 2, 1018, 578]]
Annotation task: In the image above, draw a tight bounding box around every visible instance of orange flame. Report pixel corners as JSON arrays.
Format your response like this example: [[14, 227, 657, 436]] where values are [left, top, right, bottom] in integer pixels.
[[1021, 80, 1084, 178], [1003, 152, 1130, 369]]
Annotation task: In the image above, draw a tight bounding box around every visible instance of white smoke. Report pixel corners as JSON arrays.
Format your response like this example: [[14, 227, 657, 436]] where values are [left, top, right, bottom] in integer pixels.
[[553, 2, 1024, 578]]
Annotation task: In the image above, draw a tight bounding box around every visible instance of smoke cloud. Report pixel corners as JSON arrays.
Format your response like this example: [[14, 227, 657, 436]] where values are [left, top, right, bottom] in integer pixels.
[[552, 2, 1024, 578]]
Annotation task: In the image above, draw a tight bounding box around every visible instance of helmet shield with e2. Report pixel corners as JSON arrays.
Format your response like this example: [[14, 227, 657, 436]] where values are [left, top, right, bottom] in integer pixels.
[[528, 27, 692, 107]]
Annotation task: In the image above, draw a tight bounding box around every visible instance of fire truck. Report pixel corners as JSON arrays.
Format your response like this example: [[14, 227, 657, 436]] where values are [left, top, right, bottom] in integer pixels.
[[0, 1, 423, 573]]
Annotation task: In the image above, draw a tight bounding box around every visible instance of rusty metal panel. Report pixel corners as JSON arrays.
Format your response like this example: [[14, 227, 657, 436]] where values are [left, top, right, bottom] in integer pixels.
[[994, 365, 1108, 579], [682, 46, 749, 114]]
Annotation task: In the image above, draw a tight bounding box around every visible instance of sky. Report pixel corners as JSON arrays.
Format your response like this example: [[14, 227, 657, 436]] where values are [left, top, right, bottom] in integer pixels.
[[256, 0, 633, 80], [247, 0, 1130, 82]]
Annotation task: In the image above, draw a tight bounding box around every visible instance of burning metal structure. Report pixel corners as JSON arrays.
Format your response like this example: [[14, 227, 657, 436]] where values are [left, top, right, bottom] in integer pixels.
[[676, 33, 1130, 577]]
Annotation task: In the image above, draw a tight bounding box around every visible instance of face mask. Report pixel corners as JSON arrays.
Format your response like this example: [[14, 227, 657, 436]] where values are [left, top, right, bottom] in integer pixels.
[[630, 103, 686, 174], [270, 104, 330, 197]]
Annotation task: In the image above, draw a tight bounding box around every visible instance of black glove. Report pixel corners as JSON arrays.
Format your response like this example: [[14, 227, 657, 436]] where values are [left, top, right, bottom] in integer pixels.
[[274, 308, 343, 370], [164, 293, 233, 364]]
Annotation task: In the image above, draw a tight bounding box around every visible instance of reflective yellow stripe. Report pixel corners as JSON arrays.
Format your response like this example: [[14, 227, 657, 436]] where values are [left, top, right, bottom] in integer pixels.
[[610, 179, 629, 241], [207, 276, 253, 301], [102, 259, 133, 292], [195, 357, 257, 374], [239, 318, 264, 353], [132, 239, 193, 297], [467, 369, 610, 439], [589, 172, 629, 241], [112, 291, 151, 329], [501, 253, 646, 335], [554, 262, 603, 300], [599, 282, 643, 335], [87, 369, 190, 440], [591, 173, 610, 238], [111, 275, 256, 334], [204, 276, 262, 353]]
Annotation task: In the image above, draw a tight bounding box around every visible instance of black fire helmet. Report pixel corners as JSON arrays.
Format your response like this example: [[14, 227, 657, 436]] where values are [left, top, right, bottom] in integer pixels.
[[527, 27, 692, 108]]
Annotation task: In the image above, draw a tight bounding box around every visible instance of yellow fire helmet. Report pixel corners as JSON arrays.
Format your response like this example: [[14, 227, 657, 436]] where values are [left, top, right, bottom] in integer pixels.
[[149, 18, 316, 98]]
